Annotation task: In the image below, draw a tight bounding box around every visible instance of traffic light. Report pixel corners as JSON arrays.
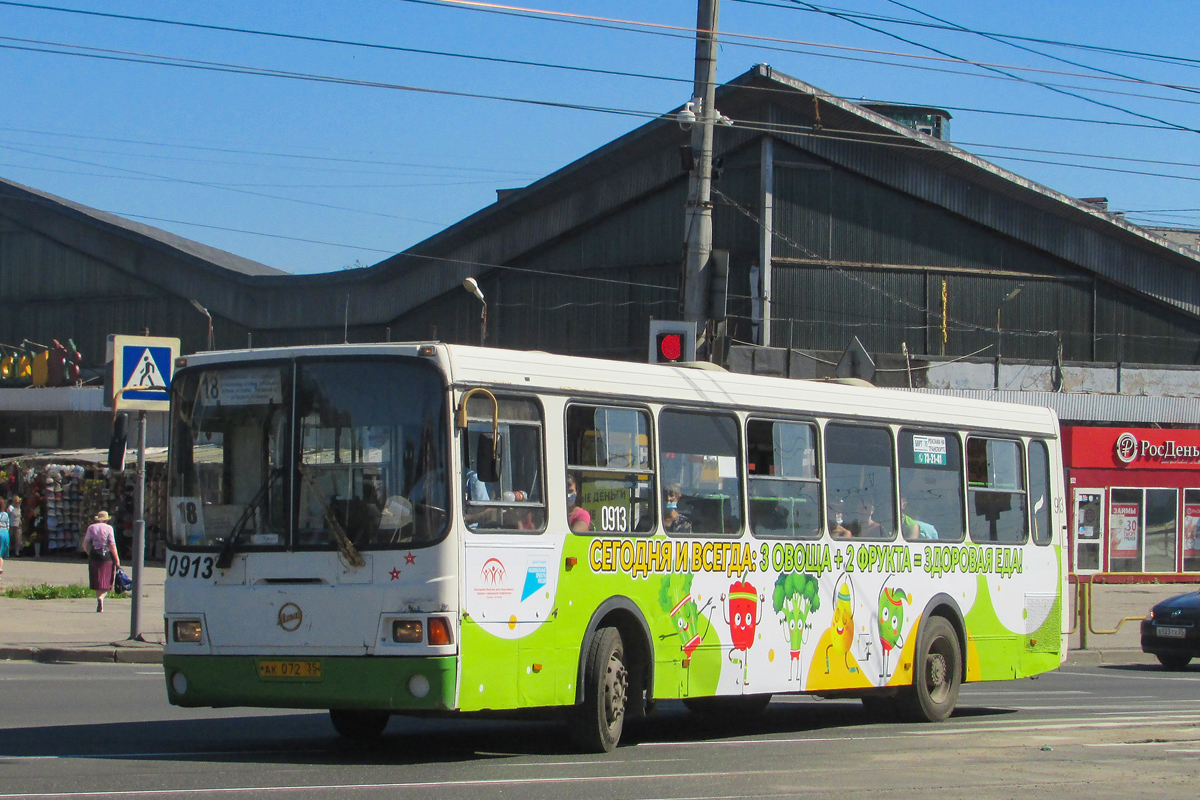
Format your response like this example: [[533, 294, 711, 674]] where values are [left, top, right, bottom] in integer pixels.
[[648, 320, 697, 364]]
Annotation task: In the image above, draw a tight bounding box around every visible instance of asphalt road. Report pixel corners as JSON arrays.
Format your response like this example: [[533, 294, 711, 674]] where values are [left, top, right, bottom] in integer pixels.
[[1, 660, 1199, 799]]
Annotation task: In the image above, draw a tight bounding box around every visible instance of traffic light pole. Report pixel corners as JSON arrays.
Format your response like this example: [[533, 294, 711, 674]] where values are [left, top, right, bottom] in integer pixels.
[[681, 0, 720, 330]]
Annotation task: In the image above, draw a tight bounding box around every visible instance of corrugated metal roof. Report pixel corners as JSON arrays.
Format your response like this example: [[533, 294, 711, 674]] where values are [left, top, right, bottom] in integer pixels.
[[906, 388, 1200, 424]]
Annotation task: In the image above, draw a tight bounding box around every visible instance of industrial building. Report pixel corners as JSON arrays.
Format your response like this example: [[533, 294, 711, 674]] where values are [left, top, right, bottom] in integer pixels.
[[5, 64, 1200, 576]]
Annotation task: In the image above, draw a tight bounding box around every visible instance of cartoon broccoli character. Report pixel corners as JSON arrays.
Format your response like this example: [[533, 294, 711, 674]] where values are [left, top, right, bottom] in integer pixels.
[[659, 573, 704, 666], [772, 572, 821, 682], [877, 585, 912, 679]]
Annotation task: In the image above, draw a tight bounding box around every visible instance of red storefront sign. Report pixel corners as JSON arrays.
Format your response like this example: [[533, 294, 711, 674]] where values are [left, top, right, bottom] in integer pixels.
[[1063, 426, 1200, 470]]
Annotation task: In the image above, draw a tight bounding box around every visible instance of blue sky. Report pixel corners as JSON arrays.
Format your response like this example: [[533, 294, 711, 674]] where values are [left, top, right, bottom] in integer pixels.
[[2, 0, 1197, 274]]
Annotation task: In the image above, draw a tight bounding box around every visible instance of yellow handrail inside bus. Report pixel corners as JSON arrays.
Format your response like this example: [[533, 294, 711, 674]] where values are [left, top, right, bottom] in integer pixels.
[[456, 387, 499, 443]]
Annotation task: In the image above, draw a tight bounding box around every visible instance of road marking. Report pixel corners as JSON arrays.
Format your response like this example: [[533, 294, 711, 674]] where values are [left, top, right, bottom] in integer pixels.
[[0, 768, 812, 798], [637, 736, 873, 748]]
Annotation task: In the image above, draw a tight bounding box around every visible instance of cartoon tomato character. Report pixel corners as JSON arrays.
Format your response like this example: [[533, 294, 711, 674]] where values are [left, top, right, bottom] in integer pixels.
[[722, 581, 762, 686], [877, 586, 911, 679]]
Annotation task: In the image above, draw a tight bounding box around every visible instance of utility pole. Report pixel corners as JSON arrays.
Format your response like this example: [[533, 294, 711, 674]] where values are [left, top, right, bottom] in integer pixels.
[[681, 0, 720, 329]]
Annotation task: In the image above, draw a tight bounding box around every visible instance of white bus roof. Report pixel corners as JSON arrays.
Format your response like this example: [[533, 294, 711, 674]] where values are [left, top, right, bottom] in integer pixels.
[[179, 342, 1059, 438]]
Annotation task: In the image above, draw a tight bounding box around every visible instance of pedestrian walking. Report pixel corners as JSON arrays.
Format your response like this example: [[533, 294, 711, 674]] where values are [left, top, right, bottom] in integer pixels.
[[83, 510, 120, 612], [7, 495, 21, 557], [0, 494, 9, 576]]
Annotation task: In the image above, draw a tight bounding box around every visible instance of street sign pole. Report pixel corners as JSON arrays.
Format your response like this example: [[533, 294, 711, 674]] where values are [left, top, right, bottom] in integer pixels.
[[129, 410, 147, 642], [107, 334, 179, 644]]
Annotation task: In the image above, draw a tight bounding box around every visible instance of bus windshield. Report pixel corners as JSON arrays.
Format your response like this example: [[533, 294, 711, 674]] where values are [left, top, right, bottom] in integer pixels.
[[167, 357, 449, 551]]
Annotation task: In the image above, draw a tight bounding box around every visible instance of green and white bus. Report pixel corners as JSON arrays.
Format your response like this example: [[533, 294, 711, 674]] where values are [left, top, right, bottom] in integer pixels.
[[163, 343, 1067, 751]]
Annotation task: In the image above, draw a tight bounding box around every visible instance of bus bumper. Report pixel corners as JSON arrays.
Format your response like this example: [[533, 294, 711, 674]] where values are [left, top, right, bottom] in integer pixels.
[[163, 655, 457, 711]]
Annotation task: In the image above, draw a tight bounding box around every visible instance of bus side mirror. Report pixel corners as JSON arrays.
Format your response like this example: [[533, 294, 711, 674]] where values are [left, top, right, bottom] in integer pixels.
[[476, 434, 502, 483]]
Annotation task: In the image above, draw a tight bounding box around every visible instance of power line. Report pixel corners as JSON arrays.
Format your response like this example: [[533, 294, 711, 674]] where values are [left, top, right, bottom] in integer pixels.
[[728, 0, 1200, 72], [111, 212, 397, 254]]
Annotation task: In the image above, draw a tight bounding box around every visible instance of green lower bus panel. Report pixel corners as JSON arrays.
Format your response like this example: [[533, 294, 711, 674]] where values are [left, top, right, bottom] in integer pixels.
[[163, 655, 457, 711]]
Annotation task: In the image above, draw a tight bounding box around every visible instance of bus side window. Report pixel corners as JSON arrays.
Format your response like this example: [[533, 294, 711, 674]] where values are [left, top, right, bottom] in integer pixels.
[[659, 409, 743, 536], [462, 395, 546, 533], [1028, 440, 1053, 546], [747, 419, 821, 539], [967, 437, 1027, 544], [898, 429, 964, 543], [824, 423, 895, 540], [565, 405, 654, 535]]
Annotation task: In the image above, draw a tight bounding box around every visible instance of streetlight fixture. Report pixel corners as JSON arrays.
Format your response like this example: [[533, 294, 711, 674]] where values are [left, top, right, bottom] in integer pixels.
[[462, 278, 487, 347], [995, 286, 1023, 389], [189, 299, 214, 351]]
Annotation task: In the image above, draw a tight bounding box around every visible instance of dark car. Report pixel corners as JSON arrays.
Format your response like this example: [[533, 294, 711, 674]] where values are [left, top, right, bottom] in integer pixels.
[[1141, 591, 1200, 670]]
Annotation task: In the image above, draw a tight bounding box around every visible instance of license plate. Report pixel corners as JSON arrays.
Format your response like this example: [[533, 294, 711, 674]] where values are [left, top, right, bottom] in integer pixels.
[[257, 660, 322, 679], [1156, 626, 1187, 639]]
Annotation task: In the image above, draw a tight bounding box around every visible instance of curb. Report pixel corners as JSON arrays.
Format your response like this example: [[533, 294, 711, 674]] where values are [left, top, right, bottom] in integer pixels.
[[0, 645, 162, 665], [1065, 649, 1157, 667]]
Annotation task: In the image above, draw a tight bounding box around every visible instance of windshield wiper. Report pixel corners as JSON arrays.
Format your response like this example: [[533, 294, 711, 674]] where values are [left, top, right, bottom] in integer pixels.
[[215, 468, 281, 570]]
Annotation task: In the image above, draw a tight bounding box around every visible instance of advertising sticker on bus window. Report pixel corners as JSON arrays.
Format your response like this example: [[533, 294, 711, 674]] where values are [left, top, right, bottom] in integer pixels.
[[200, 368, 283, 407], [912, 435, 947, 466]]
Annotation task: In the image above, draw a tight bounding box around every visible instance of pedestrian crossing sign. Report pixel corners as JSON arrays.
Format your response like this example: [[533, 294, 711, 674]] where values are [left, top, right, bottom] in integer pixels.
[[110, 335, 180, 411]]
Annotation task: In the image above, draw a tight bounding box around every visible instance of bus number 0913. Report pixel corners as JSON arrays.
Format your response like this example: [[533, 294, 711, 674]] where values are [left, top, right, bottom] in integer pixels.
[[168, 554, 214, 580], [600, 505, 628, 532]]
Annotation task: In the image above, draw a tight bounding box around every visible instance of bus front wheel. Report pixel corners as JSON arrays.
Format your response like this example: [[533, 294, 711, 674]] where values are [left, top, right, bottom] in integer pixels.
[[329, 709, 390, 741], [571, 626, 627, 753], [899, 616, 961, 723]]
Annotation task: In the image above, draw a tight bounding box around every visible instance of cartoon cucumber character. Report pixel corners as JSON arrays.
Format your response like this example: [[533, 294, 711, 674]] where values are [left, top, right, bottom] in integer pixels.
[[772, 572, 821, 682], [659, 573, 704, 666], [877, 585, 912, 679]]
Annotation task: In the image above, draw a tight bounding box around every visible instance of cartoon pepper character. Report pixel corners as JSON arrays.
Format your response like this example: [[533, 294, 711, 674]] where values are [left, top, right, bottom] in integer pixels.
[[772, 572, 821, 682], [659, 574, 705, 666], [877, 586, 911, 679], [825, 577, 856, 675], [722, 580, 762, 686]]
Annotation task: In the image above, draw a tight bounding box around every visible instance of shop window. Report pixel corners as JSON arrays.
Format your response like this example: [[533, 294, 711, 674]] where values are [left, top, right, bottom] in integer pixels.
[[659, 409, 743, 535], [898, 429, 964, 542], [1028, 440, 1053, 546], [1074, 490, 1103, 572], [825, 423, 895, 540], [967, 438, 1027, 544], [1108, 488, 1142, 572], [1145, 489, 1177, 573], [30, 416, 60, 449], [1183, 490, 1200, 572], [747, 419, 821, 539], [461, 395, 546, 534], [566, 405, 654, 535]]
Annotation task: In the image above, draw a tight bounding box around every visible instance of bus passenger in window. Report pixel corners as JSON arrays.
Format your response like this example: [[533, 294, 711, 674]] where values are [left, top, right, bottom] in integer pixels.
[[663, 484, 693, 534], [901, 497, 939, 541], [829, 499, 852, 539], [567, 474, 591, 532]]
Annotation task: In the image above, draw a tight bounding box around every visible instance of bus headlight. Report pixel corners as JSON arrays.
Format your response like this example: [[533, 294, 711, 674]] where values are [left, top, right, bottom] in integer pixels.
[[171, 671, 188, 695], [173, 620, 203, 643], [392, 620, 423, 643]]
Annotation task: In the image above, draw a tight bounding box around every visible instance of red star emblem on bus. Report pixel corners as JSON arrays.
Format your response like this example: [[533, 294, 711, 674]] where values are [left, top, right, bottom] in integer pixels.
[[389, 567, 400, 580], [404, 552, 417, 565]]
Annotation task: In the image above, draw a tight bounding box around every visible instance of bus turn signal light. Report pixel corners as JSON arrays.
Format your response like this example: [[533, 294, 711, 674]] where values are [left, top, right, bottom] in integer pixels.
[[427, 617, 453, 646], [392, 620, 423, 643]]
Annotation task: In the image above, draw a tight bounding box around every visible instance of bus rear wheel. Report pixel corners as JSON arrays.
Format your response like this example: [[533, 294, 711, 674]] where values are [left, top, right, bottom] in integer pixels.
[[571, 626, 627, 753], [899, 616, 961, 723], [329, 709, 390, 741]]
